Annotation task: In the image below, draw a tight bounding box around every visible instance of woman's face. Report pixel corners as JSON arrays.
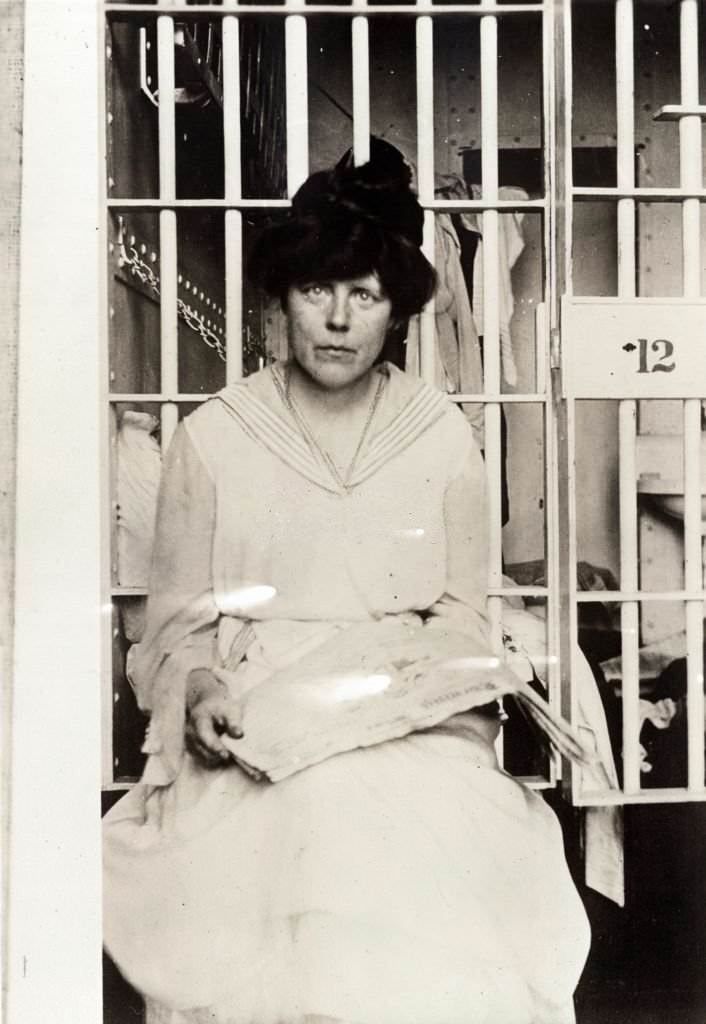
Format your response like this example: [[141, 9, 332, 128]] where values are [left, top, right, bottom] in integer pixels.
[[286, 273, 393, 391]]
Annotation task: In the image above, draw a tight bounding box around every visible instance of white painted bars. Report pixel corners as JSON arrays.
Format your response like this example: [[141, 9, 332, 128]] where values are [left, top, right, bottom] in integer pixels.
[[157, 15, 179, 450], [679, 0, 702, 296], [223, 15, 244, 382], [615, 0, 636, 295], [352, 14, 370, 165], [415, 14, 436, 383], [614, 0, 641, 795], [479, 8, 503, 658], [286, 14, 309, 197], [618, 401, 641, 794], [679, 0, 705, 793], [683, 399, 705, 790]]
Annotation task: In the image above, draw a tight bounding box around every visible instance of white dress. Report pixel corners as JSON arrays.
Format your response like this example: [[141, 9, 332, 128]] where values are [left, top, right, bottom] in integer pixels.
[[103, 364, 590, 1024]]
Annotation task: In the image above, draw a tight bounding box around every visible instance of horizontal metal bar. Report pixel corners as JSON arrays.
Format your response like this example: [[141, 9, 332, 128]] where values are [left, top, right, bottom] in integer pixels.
[[574, 187, 706, 200], [575, 787, 706, 807], [430, 198, 546, 212], [567, 295, 706, 307], [449, 393, 547, 403], [654, 104, 706, 121], [575, 590, 706, 602], [107, 197, 544, 212], [106, 3, 545, 17], [109, 393, 211, 403], [108, 198, 292, 210], [111, 587, 149, 597], [517, 776, 554, 790], [488, 586, 549, 598]]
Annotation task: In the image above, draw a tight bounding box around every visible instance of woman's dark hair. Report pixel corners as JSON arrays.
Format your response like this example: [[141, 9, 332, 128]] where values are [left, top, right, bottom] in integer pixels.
[[247, 139, 436, 320]]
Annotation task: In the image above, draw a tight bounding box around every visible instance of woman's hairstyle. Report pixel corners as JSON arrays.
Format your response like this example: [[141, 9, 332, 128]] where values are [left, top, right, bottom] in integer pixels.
[[247, 139, 436, 319]]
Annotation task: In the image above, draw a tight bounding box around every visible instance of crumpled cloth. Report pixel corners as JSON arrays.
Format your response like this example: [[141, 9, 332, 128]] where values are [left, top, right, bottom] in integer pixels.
[[405, 213, 485, 446], [116, 410, 162, 587]]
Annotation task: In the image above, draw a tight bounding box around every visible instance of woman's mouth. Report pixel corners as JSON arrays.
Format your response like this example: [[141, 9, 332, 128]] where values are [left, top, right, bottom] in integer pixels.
[[315, 346, 355, 360]]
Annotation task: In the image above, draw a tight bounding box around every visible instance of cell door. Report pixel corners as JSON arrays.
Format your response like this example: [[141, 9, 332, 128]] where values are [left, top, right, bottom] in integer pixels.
[[100, 0, 706, 807], [102, 0, 560, 795], [558, 0, 706, 806]]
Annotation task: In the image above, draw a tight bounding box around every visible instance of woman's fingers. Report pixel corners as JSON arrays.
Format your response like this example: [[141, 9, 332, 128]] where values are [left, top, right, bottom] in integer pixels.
[[194, 709, 229, 752], [185, 694, 244, 768], [185, 725, 228, 767], [221, 702, 244, 740]]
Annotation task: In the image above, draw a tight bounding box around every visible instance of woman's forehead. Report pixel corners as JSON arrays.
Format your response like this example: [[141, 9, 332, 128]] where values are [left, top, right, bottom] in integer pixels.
[[301, 271, 384, 289]]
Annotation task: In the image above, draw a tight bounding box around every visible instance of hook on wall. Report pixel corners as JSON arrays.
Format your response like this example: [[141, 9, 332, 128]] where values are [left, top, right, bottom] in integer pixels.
[[139, 24, 222, 110]]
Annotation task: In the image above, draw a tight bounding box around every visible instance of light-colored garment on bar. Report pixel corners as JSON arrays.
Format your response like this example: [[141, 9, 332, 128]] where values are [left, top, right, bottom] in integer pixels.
[[405, 215, 485, 447], [469, 184, 529, 388]]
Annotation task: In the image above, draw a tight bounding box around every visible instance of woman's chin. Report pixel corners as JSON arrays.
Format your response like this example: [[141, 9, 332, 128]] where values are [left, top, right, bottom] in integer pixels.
[[302, 361, 369, 392]]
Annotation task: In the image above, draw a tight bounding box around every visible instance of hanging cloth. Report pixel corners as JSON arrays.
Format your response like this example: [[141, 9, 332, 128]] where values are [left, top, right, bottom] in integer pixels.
[[405, 210, 484, 448], [467, 184, 528, 388]]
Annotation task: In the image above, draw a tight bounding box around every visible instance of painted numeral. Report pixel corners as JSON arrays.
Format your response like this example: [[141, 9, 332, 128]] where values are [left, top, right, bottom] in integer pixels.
[[633, 338, 676, 374]]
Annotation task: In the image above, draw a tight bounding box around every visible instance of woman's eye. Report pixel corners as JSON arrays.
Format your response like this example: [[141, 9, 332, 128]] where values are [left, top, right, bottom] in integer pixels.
[[355, 289, 375, 304]]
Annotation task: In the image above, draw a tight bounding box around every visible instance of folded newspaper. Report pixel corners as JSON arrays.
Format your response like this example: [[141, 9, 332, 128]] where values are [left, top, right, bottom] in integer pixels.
[[221, 619, 594, 781]]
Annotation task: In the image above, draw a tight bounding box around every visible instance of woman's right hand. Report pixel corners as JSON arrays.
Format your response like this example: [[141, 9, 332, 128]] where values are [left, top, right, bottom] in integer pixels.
[[185, 668, 244, 768]]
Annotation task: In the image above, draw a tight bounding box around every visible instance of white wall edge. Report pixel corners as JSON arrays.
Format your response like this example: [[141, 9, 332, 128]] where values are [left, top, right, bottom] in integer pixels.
[[8, 0, 104, 1020]]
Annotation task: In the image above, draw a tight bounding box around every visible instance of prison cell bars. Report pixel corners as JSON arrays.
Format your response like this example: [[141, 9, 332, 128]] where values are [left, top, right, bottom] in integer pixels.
[[224, 15, 244, 384], [566, 0, 706, 805], [615, 0, 641, 797], [676, 0, 705, 795], [104, 0, 553, 788]]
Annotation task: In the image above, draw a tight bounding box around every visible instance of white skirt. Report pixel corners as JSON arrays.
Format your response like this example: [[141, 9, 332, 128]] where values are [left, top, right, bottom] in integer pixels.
[[103, 723, 590, 1024]]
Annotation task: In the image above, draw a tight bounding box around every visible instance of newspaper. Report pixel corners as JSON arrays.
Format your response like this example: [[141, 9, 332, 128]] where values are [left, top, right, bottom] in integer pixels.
[[220, 619, 590, 781]]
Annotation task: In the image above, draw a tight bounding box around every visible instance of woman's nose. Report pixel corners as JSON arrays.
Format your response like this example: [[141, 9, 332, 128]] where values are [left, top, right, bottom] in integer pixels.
[[326, 289, 351, 331]]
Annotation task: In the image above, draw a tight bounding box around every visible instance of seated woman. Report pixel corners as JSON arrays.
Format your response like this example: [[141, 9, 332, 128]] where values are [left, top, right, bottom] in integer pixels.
[[103, 147, 591, 1024]]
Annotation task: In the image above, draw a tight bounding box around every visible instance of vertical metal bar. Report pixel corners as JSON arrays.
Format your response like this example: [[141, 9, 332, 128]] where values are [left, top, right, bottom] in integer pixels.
[[564, 394, 582, 795], [544, 383, 561, 785], [480, 11, 498, 196], [615, 0, 641, 796], [679, 0, 704, 793], [352, 14, 370, 166], [679, 0, 701, 297], [479, 10, 502, 615], [479, 8, 500, 389], [225, 211, 243, 382], [223, 16, 242, 201], [619, 401, 641, 794], [223, 16, 244, 383], [552, 0, 575, 795], [160, 209, 179, 451], [157, 15, 176, 202], [683, 399, 705, 791], [285, 15, 309, 197], [419, 211, 436, 384], [157, 15, 178, 449], [416, 15, 436, 384], [615, 0, 635, 295], [416, 16, 434, 202]]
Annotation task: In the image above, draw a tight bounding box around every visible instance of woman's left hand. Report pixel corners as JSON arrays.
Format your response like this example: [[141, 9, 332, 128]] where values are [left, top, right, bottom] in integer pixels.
[[185, 679, 244, 768]]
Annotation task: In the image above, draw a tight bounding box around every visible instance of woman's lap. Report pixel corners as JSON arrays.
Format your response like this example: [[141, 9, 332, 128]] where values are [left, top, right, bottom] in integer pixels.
[[104, 731, 589, 1024]]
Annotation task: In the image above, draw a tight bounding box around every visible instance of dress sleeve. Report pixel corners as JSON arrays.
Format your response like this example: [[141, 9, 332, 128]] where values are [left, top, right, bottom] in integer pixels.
[[131, 419, 220, 784], [426, 421, 490, 645]]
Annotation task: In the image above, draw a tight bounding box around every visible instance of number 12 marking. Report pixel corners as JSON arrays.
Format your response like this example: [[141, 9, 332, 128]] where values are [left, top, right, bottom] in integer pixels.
[[635, 338, 676, 374]]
